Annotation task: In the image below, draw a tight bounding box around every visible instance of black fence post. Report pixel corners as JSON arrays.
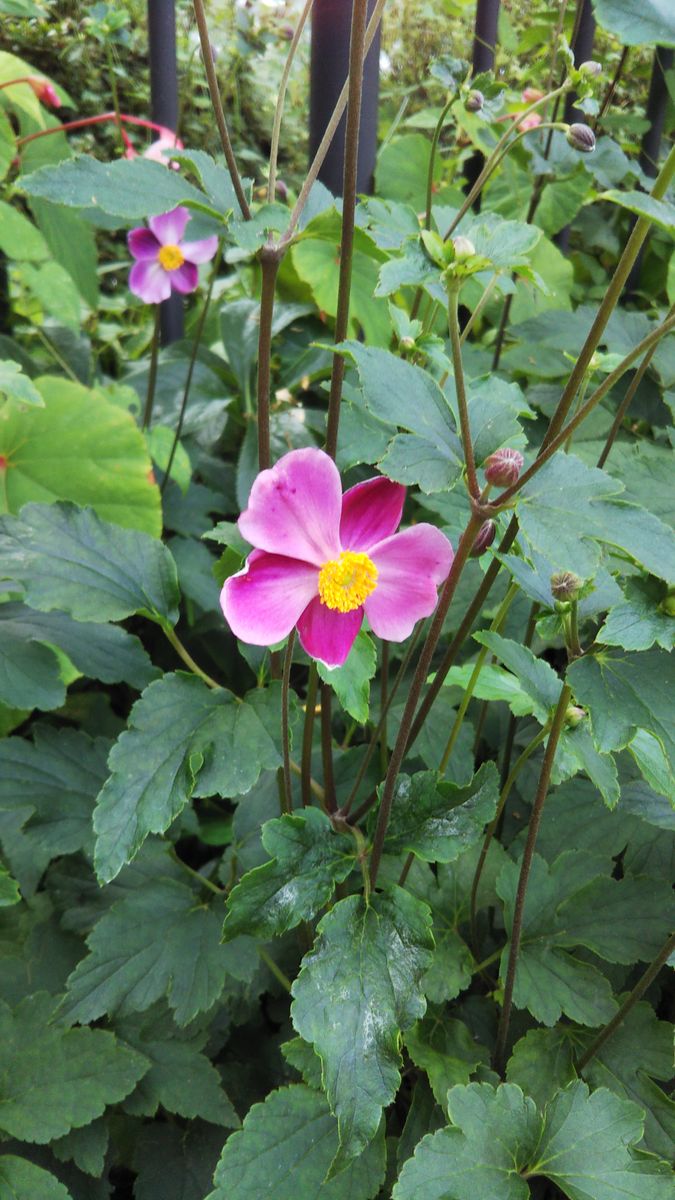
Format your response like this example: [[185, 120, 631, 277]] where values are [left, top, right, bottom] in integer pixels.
[[309, 0, 381, 196], [556, 0, 596, 253], [464, 0, 500, 203], [626, 45, 674, 294], [147, 0, 183, 343]]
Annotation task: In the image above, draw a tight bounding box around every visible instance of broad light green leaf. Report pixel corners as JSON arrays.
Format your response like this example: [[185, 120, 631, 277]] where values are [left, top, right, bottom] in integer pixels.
[[223, 807, 355, 941], [0, 862, 20, 906], [474, 632, 562, 721], [599, 189, 675, 232], [394, 1082, 540, 1200], [0, 502, 180, 624], [0, 992, 148, 1141], [61, 878, 242, 1026], [375, 133, 439, 210], [568, 649, 675, 769], [51, 1117, 108, 1177], [0, 376, 161, 535], [0, 358, 44, 406], [317, 631, 376, 723], [122, 1035, 239, 1127], [19, 261, 81, 332], [207, 1085, 386, 1200], [338, 342, 455, 448], [0, 200, 49, 260], [93, 673, 284, 883], [405, 1016, 489, 1108], [592, 0, 675, 45], [134, 1121, 226, 1200], [292, 216, 390, 347], [383, 762, 499, 862], [437, 660, 538, 714], [291, 888, 433, 1172], [599, 578, 674, 651], [31, 197, 99, 309], [0, 1156, 72, 1200], [506, 1027, 576, 1112]]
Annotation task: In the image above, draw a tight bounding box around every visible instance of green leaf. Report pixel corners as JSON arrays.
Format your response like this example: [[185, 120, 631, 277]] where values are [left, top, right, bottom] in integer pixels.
[[405, 1016, 489, 1108], [121, 1035, 239, 1126], [338, 342, 456, 451], [0, 992, 148, 1141], [0, 1156, 72, 1200], [506, 1028, 576, 1112], [0, 375, 161, 535], [0, 862, 20, 906], [292, 216, 390, 347], [51, 1117, 109, 1177], [30, 197, 99, 308], [0, 200, 49, 260], [598, 578, 675, 651], [474, 632, 562, 722], [568, 649, 675, 770], [0, 358, 44, 406], [93, 673, 284, 883], [223, 807, 355, 942], [383, 763, 499, 862], [593, 0, 675, 45], [317, 631, 376, 723], [281, 1038, 323, 1090], [291, 888, 433, 1171], [61, 878, 245, 1026], [0, 502, 180, 624], [437, 661, 541, 715], [599, 189, 675, 232], [464, 215, 542, 270], [207, 1085, 386, 1200], [19, 261, 81, 331], [555, 873, 675, 964], [375, 134, 439, 210], [134, 1121, 226, 1200]]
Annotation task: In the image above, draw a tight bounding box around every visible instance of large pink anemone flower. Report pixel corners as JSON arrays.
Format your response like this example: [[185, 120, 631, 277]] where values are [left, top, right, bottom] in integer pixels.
[[127, 206, 218, 304], [220, 448, 454, 669]]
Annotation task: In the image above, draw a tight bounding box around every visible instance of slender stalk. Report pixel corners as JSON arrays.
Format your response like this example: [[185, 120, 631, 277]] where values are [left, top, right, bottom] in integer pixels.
[[256, 249, 280, 471], [494, 682, 573, 1073], [576, 932, 675, 1071], [596, 302, 674, 468], [439, 582, 518, 775], [192, 0, 251, 220], [258, 946, 292, 992], [277, 632, 296, 815], [290, 756, 325, 803], [593, 46, 629, 130], [161, 246, 221, 495], [142, 307, 161, 429], [268, 0, 314, 202], [470, 722, 549, 952], [163, 625, 221, 689], [398, 851, 415, 886], [567, 599, 582, 659], [499, 603, 539, 788], [320, 683, 337, 812], [447, 284, 479, 497], [16, 110, 182, 148], [425, 98, 453, 231], [325, 0, 370, 460], [301, 664, 319, 807], [169, 847, 224, 895], [105, 44, 125, 153], [380, 642, 389, 775], [35, 328, 80, 382], [460, 273, 499, 344], [369, 513, 483, 888]]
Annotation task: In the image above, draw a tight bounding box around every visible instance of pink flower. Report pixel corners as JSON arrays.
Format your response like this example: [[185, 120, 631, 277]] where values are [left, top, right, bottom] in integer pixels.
[[220, 448, 454, 669], [123, 125, 184, 169], [517, 112, 542, 132], [127, 206, 218, 304]]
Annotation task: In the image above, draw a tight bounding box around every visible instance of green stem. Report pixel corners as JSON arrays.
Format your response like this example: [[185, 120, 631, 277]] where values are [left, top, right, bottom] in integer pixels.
[[460, 273, 499, 344], [192, 0, 251, 219], [290, 756, 325, 802], [471, 945, 504, 976], [279, 631, 296, 815], [105, 44, 125, 153], [169, 847, 224, 896], [268, 0, 314, 203], [325, 0, 370, 459], [493, 681, 573, 1073], [142, 307, 161, 430], [447, 283, 479, 498], [425, 98, 453, 231], [301, 664, 318, 808], [320, 683, 337, 813], [380, 641, 389, 775], [163, 625, 221, 690], [576, 932, 675, 1071], [256, 249, 280, 471], [258, 946, 292, 992], [567, 599, 582, 659]]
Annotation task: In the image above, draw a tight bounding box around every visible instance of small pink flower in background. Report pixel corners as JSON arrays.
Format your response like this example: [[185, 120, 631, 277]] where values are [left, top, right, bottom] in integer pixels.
[[127, 206, 218, 304], [521, 87, 544, 104], [221, 448, 454, 669], [517, 112, 542, 132], [123, 125, 184, 169], [27, 77, 61, 109]]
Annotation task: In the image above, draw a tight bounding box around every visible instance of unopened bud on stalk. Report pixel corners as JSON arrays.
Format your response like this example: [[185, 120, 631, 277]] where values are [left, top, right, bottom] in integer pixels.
[[452, 235, 475, 261], [550, 571, 583, 602], [470, 520, 496, 557], [565, 704, 586, 728], [27, 76, 60, 108], [465, 89, 484, 113], [484, 448, 524, 487], [579, 60, 602, 78], [399, 335, 416, 353], [275, 179, 288, 201], [566, 122, 596, 153]]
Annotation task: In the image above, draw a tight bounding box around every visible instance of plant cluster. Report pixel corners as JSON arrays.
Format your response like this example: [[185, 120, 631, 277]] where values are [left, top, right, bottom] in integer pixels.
[[0, 2, 673, 1199]]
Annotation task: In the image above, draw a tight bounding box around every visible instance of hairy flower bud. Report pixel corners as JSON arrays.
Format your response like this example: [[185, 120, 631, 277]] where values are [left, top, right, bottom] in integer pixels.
[[470, 520, 496, 557], [565, 704, 586, 728], [27, 76, 60, 109], [275, 179, 288, 202], [566, 122, 596, 153], [465, 89, 484, 113], [550, 571, 583, 601], [579, 60, 602, 78], [452, 235, 475, 261], [484, 448, 524, 487]]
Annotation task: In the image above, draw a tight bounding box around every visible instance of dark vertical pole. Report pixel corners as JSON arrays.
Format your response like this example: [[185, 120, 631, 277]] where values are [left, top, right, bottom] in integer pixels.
[[464, 0, 501, 202], [147, 0, 183, 343], [309, 0, 380, 196], [627, 45, 674, 294], [556, 0, 596, 253]]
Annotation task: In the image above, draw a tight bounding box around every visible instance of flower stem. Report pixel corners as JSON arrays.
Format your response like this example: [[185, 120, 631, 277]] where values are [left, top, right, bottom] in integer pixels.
[[268, 0, 314, 203], [169, 846, 224, 895], [325, 0, 370, 460], [576, 932, 675, 1072], [163, 625, 221, 690], [380, 641, 389, 775], [320, 683, 337, 813], [567, 599, 582, 659], [192, 0, 251, 220], [447, 283, 479, 498], [142, 307, 161, 430], [493, 681, 572, 1074], [460, 272, 499, 344], [256, 248, 280, 471], [301, 664, 319, 808], [258, 946, 292, 992], [425, 98, 453, 231], [279, 631, 296, 815]]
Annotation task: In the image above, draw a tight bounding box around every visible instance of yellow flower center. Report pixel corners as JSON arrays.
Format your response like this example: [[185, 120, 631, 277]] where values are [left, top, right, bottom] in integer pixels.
[[318, 551, 378, 613], [157, 243, 185, 271]]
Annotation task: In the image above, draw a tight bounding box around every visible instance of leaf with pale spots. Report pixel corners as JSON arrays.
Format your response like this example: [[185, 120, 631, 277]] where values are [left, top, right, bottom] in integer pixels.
[[382, 762, 499, 862]]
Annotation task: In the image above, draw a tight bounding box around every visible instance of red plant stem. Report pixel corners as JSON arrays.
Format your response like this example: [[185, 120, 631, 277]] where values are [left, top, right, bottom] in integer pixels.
[[16, 111, 180, 148]]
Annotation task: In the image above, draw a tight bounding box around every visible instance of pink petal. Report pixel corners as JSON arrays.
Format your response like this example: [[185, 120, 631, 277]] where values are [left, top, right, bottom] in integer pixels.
[[296, 596, 363, 668], [365, 524, 454, 641], [340, 476, 406, 552], [181, 235, 219, 264], [128, 227, 160, 260], [129, 259, 171, 304], [221, 552, 318, 646], [239, 448, 342, 567], [148, 206, 190, 245], [169, 261, 199, 294]]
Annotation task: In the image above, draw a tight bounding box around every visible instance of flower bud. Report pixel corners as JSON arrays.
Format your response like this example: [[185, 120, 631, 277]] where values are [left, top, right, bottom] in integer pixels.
[[452, 235, 475, 261], [399, 335, 416, 351], [566, 123, 596, 153], [27, 77, 60, 109], [465, 89, 484, 113], [565, 704, 586, 728], [521, 87, 544, 103], [470, 520, 496, 557], [275, 179, 288, 202], [579, 60, 602, 78], [550, 571, 582, 601], [484, 448, 524, 487]]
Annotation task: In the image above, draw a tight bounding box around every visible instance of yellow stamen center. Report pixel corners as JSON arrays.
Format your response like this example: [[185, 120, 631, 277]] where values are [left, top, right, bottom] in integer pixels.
[[318, 551, 378, 613], [158, 243, 185, 271]]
